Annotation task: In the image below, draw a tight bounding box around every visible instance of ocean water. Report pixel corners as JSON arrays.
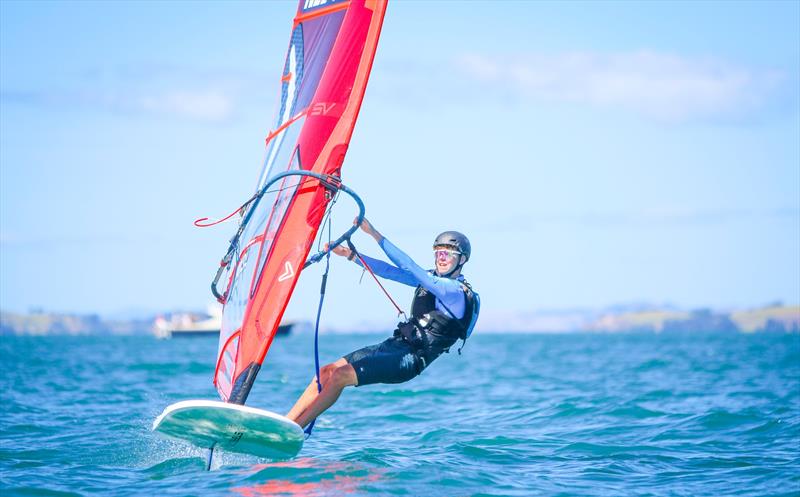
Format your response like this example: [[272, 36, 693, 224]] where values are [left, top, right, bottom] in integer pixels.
[[1, 331, 798, 496]]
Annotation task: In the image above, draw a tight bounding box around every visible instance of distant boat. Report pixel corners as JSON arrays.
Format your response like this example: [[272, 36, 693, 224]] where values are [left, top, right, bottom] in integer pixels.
[[153, 304, 301, 339]]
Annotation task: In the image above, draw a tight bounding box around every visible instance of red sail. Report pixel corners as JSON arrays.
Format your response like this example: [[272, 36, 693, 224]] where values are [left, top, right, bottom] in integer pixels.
[[214, 0, 387, 403]]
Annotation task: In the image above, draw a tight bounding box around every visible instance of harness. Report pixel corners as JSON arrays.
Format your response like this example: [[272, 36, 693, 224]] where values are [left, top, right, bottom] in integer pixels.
[[397, 276, 480, 356]]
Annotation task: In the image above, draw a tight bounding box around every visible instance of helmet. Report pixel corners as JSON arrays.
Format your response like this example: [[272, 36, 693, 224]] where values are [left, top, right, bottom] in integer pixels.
[[433, 231, 471, 261]]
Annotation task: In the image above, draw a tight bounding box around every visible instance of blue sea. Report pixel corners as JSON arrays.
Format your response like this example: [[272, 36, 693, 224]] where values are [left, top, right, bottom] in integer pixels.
[[1, 331, 798, 496]]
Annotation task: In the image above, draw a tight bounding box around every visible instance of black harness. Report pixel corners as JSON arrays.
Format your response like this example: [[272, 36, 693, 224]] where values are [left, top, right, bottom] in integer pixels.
[[396, 277, 476, 358]]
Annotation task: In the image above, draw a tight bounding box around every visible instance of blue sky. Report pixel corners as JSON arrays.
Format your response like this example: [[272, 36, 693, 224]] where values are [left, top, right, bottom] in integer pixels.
[[1, 0, 798, 329]]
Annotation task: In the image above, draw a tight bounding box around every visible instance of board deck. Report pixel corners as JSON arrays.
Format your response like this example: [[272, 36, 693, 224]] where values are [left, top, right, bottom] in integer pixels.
[[152, 400, 304, 459]]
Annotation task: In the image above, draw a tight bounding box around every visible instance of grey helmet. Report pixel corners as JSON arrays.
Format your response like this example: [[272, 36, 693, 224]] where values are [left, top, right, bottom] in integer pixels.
[[433, 231, 471, 261]]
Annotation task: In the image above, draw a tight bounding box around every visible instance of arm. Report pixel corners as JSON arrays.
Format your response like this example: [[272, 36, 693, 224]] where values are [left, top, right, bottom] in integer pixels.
[[379, 238, 466, 319], [353, 253, 418, 286], [326, 237, 417, 286]]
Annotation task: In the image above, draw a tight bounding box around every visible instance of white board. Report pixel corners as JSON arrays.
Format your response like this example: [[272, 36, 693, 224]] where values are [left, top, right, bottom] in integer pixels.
[[152, 400, 304, 459]]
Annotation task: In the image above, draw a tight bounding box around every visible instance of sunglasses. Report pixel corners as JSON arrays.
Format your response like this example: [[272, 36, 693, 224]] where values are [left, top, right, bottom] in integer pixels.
[[434, 249, 461, 261]]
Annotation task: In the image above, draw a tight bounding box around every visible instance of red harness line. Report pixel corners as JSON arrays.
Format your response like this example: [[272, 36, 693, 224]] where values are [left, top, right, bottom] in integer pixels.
[[349, 243, 407, 320]]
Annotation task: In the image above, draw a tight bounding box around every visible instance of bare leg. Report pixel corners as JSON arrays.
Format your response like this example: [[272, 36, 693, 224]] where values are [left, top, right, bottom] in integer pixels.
[[294, 363, 358, 428], [286, 358, 347, 421], [286, 380, 322, 421]]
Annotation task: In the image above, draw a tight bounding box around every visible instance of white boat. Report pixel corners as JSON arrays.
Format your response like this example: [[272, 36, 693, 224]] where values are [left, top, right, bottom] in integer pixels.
[[153, 304, 301, 339]]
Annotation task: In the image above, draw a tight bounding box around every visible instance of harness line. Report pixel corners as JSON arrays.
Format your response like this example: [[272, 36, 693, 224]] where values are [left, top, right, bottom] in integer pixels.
[[346, 239, 407, 320]]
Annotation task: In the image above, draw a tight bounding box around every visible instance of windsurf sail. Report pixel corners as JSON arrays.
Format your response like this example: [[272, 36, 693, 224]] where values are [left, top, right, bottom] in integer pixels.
[[211, 0, 387, 405]]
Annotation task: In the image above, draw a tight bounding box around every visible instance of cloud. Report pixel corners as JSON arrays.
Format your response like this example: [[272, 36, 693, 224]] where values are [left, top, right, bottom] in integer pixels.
[[135, 90, 234, 122], [455, 50, 786, 121], [0, 63, 263, 123], [1, 87, 237, 123]]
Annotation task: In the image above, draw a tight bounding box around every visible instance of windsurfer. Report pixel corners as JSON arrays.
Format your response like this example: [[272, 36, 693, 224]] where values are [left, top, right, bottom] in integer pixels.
[[286, 218, 479, 428]]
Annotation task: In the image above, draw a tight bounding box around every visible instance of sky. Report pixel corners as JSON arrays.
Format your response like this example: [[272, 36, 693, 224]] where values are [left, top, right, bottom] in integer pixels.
[[1, 0, 798, 330]]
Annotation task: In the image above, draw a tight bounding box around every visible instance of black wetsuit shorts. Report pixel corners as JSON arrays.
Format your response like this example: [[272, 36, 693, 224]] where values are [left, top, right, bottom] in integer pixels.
[[343, 337, 426, 387]]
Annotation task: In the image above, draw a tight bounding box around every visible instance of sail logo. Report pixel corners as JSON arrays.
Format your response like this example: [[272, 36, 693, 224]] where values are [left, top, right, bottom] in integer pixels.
[[278, 261, 295, 282], [303, 0, 334, 11], [311, 102, 336, 116]]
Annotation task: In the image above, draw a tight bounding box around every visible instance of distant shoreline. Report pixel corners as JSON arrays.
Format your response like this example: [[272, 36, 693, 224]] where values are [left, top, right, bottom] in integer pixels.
[[2, 304, 798, 336]]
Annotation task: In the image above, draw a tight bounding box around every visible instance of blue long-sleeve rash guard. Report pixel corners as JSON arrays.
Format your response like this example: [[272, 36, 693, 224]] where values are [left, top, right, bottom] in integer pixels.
[[355, 238, 466, 319]]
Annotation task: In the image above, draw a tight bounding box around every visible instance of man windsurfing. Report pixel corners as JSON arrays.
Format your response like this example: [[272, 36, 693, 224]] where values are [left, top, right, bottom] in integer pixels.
[[287, 218, 480, 428]]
